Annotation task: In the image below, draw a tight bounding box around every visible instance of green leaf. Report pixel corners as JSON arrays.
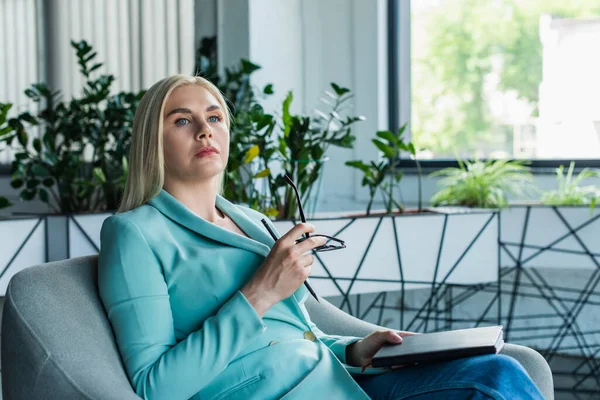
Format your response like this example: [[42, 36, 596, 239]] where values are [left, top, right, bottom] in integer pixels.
[[19, 112, 38, 125], [330, 82, 350, 96], [0, 102, 13, 116], [26, 179, 40, 189], [21, 188, 37, 201], [0, 126, 13, 137], [89, 63, 103, 73], [345, 160, 370, 173], [265, 208, 279, 218], [376, 130, 398, 145], [24, 88, 39, 100], [93, 167, 106, 183], [240, 59, 261, 75], [372, 139, 395, 158], [282, 92, 293, 137], [0, 196, 12, 209], [33, 138, 42, 152], [263, 84, 274, 95], [244, 145, 260, 163], [17, 129, 28, 147], [254, 168, 271, 178], [10, 179, 24, 189], [42, 177, 54, 187], [31, 163, 49, 177], [38, 188, 49, 203]]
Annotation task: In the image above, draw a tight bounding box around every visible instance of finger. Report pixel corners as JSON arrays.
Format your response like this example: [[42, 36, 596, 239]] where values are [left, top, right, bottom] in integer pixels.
[[295, 254, 314, 269], [295, 235, 327, 253], [280, 223, 315, 245], [378, 330, 403, 344], [361, 363, 372, 373], [397, 331, 419, 337]]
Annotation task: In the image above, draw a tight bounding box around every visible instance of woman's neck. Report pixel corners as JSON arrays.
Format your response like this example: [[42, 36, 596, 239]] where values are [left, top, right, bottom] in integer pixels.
[[163, 178, 223, 223]]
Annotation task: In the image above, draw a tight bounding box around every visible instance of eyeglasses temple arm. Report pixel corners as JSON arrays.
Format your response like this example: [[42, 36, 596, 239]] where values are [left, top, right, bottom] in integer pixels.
[[284, 174, 309, 239]]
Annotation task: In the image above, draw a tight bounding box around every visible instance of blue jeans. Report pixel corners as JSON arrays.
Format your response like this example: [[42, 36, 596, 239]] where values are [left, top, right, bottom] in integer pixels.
[[353, 354, 545, 399]]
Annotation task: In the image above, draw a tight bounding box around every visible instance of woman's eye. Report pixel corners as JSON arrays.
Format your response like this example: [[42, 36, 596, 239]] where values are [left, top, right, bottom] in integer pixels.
[[208, 115, 221, 123], [175, 118, 190, 126]]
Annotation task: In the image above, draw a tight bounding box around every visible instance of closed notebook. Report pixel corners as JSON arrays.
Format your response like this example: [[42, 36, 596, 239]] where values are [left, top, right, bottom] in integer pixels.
[[371, 325, 504, 368]]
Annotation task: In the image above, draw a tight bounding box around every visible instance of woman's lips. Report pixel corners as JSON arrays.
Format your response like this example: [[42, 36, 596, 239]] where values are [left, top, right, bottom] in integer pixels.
[[195, 147, 219, 158]]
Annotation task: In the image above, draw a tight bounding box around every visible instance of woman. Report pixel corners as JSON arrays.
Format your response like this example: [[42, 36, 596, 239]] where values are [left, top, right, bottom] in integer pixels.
[[98, 75, 544, 400]]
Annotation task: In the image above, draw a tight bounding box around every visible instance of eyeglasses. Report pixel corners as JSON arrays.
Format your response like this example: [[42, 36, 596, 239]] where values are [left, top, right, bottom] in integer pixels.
[[284, 175, 346, 252]]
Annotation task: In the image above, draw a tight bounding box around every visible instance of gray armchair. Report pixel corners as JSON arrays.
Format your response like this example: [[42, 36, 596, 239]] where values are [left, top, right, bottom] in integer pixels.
[[2, 256, 554, 399]]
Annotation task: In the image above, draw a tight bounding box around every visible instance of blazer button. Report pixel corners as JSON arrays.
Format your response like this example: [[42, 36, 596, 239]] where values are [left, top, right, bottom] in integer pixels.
[[269, 340, 279, 346], [303, 331, 317, 342]]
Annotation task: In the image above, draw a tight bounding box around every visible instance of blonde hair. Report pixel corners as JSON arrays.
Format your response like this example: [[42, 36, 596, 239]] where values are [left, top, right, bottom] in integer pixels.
[[118, 75, 231, 213]]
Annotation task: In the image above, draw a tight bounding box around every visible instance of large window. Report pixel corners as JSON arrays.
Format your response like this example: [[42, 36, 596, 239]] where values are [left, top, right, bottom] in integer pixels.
[[410, 0, 600, 161]]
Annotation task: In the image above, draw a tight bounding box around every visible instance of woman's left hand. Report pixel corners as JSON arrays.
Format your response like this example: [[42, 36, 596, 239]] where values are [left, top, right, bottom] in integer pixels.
[[346, 330, 418, 370]]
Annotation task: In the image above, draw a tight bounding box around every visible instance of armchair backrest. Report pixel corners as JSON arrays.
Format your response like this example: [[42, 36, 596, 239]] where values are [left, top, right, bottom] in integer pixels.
[[1, 256, 139, 400]]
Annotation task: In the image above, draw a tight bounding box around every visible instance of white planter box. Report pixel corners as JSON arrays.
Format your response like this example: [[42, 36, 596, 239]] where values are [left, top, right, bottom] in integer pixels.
[[499, 206, 600, 355], [0, 209, 500, 322], [0, 217, 46, 295], [273, 210, 499, 300], [500, 206, 600, 270], [68, 213, 113, 258]]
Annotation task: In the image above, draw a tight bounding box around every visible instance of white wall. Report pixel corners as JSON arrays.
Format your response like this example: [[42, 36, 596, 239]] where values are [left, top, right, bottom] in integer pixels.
[[217, 0, 389, 213]]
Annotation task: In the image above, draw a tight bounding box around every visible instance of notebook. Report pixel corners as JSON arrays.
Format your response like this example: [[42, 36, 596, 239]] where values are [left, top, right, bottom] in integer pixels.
[[371, 325, 504, 368]]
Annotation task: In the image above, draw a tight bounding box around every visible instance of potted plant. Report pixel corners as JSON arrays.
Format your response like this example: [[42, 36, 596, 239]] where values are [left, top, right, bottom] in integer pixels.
[[0, 40, 145, 282], [540, 161, 599, 209], [430, 159, 534, 208], [430, 159, 600, 350], [345, 124, 423, 215], [0, 41, 143, 214]]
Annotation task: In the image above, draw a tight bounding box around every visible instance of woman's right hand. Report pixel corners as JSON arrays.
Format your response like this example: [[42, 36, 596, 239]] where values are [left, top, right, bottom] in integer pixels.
[[241, 223, 327, 317]]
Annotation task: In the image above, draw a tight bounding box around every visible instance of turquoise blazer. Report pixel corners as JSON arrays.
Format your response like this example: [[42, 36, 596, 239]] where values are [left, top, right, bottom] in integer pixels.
[[98, 189, 380, 400]]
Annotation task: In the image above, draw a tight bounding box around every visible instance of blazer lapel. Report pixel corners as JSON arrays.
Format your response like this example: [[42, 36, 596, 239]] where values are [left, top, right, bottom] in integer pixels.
[[148, 190, 311, 326], [147, 190, 273, 258]]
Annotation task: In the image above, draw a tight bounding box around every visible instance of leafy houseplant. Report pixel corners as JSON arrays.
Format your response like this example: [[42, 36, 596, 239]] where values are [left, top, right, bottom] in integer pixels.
[[195, 37, 364, 219], [0, 40, 144, 213], [540, 161, 600, 209], [345, 124, 421, 215], [430, 159, 534, 208], [262, 85, 364, 219]]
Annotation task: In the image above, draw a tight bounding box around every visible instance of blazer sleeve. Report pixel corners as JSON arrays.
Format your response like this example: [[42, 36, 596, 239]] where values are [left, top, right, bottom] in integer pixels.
[[98, 216, 267, 400], [261, 216, 362, 364]]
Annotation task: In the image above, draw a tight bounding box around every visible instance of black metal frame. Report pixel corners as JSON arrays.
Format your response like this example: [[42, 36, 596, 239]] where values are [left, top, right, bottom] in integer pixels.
[[286, 211, 500, 333], [499, 205, 600, 395]]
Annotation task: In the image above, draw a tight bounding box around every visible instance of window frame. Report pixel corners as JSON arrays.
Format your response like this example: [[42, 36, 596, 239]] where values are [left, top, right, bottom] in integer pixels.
[[391, 0, 600, 172]]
